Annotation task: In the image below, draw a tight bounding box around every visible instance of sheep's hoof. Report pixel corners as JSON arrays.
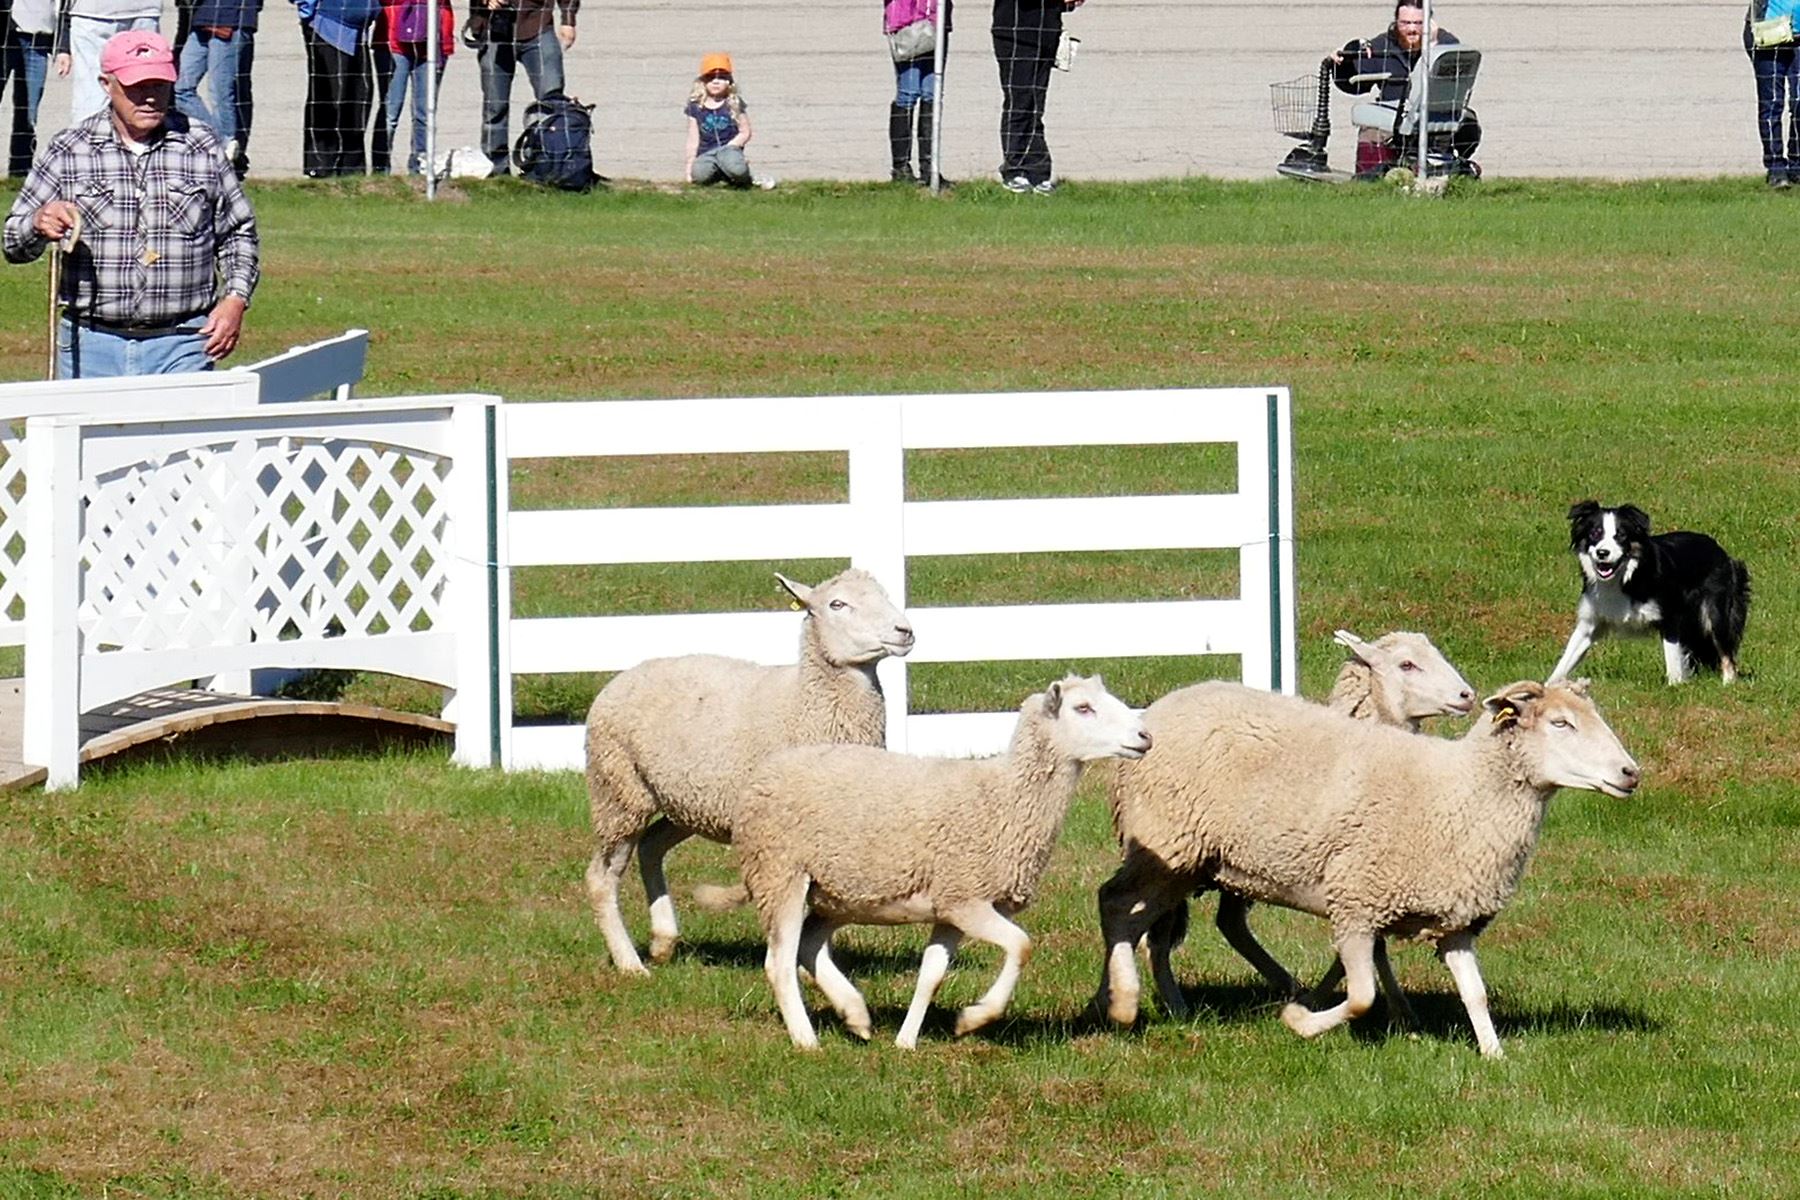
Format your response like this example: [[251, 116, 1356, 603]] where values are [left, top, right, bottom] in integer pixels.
[[1479, 1042, 1506, 1060], [894, 1033, 918, 1050], [953, 1006, 994, 1037], [612, 959, 652, 979], [1280, 1002, 1329, 1039], [648, 934, 680, 964], [846, 1019, 874, 1042]]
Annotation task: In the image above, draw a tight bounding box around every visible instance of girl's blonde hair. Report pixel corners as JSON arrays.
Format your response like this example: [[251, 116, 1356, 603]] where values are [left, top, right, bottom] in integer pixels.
[[688, 77, 746, 117]]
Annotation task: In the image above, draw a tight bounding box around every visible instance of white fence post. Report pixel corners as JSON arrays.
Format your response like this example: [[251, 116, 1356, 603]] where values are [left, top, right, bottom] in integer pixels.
[[21, 417, 82, 790], [848, 396, 909, 752], [443, 399, 509, 768]]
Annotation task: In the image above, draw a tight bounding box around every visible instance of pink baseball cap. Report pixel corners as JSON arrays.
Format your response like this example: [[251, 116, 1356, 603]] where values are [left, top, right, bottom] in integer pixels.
[[100, 30, 178, 86]]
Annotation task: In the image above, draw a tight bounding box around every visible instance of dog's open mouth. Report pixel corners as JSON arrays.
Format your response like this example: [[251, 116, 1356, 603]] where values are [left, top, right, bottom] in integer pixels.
[[1593, 560, 1619, 580]]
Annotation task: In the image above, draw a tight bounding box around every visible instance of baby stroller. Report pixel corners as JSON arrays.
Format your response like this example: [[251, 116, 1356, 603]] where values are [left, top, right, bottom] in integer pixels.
[[1272, 46, 1482, 182]]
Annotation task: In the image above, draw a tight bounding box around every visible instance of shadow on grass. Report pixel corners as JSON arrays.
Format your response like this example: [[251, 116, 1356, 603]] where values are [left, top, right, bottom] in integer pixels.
[[681, 935, 925, 976]]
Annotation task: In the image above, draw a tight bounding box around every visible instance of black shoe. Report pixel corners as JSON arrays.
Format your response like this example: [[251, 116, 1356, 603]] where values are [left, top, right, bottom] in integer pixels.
[[891, 163, 919, 184], [1281, 144, 1328, 172]]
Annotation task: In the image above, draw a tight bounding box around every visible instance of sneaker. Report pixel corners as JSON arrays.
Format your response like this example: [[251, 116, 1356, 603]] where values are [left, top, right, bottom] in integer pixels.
[[1769, 172, 1792, 189], [1003, 175, 1032, 193], [1032, 178, 1057, 195], [754, 175, 778, 190]]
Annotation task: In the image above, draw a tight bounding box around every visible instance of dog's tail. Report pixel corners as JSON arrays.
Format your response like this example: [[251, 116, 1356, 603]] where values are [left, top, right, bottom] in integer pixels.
[[1723, 557, 1752, 646]]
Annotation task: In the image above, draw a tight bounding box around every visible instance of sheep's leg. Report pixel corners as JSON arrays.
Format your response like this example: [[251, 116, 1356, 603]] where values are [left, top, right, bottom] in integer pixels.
[[1216, 892, 1301, 998], [1438, 930, 1503, 1058], [1281, 930, 1376, 1042], [896, 923, 963, 1050], [1144, 902, 1190, 1019], [1095, 856, 1193, 1027], [946, 903, 1031, 1038], [762, 873, 819, 1050], [799, 915, 872, 1042], [1307, 939, 1416, 1028], [585, 837, 648, 976], [638, 817, 696, 964]]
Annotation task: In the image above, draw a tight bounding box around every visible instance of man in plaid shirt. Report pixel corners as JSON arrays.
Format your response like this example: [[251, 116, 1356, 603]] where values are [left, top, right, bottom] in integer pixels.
[[3, 30, 258, 378]]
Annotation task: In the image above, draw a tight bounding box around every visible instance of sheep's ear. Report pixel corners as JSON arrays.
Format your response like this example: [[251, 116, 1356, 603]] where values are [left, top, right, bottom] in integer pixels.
[[1483, 680, 1546, 729], [1043, 681, 1064, 717], [774, 572, 813, 611], [1333, 629, 1375, 664]]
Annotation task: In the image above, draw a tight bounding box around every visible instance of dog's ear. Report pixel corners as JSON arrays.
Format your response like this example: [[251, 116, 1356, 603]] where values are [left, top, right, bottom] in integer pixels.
[[1615, 504, 1651, 540], [1567, 499, 1600, 526]]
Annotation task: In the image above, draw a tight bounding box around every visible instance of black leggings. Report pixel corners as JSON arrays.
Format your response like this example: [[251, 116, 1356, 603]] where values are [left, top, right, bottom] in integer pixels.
[[992, 0, 1061, 183]]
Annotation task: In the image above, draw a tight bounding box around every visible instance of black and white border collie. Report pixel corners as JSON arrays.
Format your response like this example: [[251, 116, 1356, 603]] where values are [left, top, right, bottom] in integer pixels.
[[1549, 501, 1750, 685]]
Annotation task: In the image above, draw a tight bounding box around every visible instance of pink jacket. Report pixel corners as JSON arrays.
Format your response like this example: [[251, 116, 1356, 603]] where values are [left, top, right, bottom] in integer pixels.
[[378, 0, 457, 56], [883, 0, 937, 35]]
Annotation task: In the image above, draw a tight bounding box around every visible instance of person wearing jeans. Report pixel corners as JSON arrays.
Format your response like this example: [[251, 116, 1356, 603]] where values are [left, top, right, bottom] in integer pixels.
[[5, 0, 56, 173], [174, 0, 255, 157], [382, 0, 453, 174], [1745, 0, 1800, 187], [470, 0, 576, 176]]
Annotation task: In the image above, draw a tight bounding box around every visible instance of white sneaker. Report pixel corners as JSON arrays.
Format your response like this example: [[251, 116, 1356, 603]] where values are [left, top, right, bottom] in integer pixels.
[[1032, 178, 1057, 195], [1003, 175, 1032, 193], [754, 175, 778, 190]]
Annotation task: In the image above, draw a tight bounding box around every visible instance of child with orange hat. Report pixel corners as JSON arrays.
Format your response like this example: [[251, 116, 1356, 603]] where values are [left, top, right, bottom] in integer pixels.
[[683, 53, 773, 188]]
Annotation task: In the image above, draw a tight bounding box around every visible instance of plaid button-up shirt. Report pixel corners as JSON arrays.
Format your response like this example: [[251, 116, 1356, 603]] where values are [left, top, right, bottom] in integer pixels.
[[3, 109, 259, 326]]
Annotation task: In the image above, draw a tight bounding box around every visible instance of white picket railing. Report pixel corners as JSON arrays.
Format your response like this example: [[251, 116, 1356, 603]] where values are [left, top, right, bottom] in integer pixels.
[[22, 395, 503, 789], [501, 388, 1295, 770]]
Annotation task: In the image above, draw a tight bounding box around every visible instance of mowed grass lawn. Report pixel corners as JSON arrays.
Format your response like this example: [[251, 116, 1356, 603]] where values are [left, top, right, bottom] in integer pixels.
[[0, 177, 1795, 1198]]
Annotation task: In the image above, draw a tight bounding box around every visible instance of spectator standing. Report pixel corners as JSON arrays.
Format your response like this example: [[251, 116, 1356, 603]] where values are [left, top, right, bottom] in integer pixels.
[[381, 0, 453, 175], [991, 0, 1079, 194], [53, 0, 162, 121], [4, 0, 55, 172], [293, 0, 380, 176], [469, 0, 576, 177], [884, 0, 949, 185], [2, 30, 258, 378], [173, 0, 255, 162], [1745, 0, 1800, 187]]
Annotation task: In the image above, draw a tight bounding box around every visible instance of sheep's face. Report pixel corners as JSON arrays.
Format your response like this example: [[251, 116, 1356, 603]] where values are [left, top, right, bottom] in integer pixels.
[[777, 568, 915, 665], [1337, 629, 1476, 720], [1041, 675, 1153, 762], [1485, 679, 1640, 798]]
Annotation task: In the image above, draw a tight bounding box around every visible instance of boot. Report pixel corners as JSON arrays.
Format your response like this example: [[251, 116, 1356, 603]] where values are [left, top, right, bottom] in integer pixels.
[[917, 98, 952, 188], [889, 103, 917, 183]]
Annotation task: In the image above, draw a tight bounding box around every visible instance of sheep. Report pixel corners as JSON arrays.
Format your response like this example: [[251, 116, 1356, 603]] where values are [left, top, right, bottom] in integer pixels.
[[1094, 678, 1638, 1057], [1140, 629, 1476, 1021], [736, 675, 1152, 1050], [583, 568, 914, 975]]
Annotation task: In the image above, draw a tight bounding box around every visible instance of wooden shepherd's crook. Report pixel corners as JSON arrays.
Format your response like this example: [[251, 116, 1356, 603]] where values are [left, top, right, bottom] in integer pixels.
[[45, 210, 82, 381]]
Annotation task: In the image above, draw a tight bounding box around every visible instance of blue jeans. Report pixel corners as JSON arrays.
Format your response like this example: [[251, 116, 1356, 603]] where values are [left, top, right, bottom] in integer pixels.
[[4, 28, 51, 175], [477, 25, 563, 171], [385, 50, 446, 174], [176, 25, 244, 148], [68, 14, 160, 121], [1751, 46, 1800, 178], [59, 318, 214, 380], [893, 55, 940, 107]]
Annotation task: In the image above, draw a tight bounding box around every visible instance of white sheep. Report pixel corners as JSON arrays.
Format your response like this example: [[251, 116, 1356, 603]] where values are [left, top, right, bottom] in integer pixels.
[[1141, 629, 1476, 1021], [1096, 678, 1638, 1057], [736, 675, 1151, 1050], [584, 568, 914, 975]]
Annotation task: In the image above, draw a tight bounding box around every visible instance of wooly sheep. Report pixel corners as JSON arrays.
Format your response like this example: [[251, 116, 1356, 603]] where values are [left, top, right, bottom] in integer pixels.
[[1096, 678, 1638, 1057], [736, 676, 1151, 1050], [584, 568, 913, 975], [1142, 629, 1476, 1021]]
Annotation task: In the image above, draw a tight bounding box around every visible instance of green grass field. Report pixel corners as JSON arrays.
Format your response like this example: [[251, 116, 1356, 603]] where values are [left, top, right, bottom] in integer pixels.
[[0, 177, 1796, 1198]]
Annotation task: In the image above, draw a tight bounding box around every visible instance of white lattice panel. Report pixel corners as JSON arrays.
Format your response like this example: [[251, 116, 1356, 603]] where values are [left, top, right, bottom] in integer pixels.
[[0, 430, 25, 638], [79, 435, 451, 655]]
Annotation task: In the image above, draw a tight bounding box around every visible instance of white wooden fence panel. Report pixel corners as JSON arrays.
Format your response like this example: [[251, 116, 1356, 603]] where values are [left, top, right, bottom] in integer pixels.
[[498, 388, 1294, 771], [242, 329, 369, 403]]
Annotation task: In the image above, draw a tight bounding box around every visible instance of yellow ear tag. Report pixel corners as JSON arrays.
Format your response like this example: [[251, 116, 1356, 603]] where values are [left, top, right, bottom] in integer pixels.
[[790, 600, 804, 611], [1492, 704, 1518, 729]]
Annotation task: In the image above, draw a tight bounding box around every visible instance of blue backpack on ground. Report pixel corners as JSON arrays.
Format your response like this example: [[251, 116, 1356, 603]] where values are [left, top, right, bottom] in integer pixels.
[[512, 92, 601, 191]]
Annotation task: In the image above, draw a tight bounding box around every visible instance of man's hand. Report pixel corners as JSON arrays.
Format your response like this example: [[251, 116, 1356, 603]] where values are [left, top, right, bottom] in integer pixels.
[[53, 52, 70, 76], [557, 23, 575, 48], [32, 200, 80, 243], [200, 294, 248, 360]]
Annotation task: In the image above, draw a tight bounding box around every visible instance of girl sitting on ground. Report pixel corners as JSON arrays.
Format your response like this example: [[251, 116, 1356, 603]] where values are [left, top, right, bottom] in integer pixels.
[[684, 53, 772, 188]]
